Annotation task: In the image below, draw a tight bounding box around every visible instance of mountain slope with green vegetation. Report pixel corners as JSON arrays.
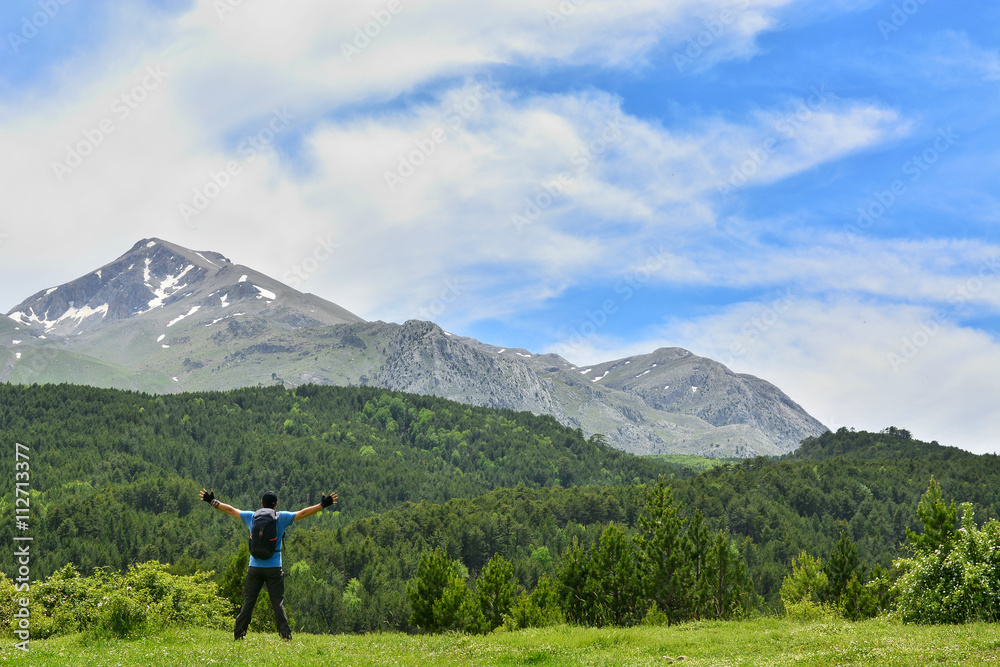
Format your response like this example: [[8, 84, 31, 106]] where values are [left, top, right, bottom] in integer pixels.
[[0, 382, 679, 580]]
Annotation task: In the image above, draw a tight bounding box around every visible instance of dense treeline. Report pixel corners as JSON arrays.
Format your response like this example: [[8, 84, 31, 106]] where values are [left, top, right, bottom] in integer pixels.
[[0, 383, 678, 579], [401, 479, 756, 635], [672, 427, 1000, 600], [3, 383, 1000, 635]]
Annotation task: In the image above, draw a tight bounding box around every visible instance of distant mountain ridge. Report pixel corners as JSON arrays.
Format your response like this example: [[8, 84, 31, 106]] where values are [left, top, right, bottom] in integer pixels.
[[1, 238, 827, 456]]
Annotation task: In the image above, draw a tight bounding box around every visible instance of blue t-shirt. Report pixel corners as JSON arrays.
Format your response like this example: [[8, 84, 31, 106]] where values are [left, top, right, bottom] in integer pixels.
[[240, 510, 296, 568]]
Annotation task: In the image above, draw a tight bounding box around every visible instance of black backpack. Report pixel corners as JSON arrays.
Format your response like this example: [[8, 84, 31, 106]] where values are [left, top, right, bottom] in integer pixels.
[[249, 508, 280, 560]]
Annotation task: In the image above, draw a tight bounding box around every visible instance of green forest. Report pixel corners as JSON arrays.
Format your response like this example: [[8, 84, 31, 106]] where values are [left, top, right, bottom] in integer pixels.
[[2, 383, 999, 638]]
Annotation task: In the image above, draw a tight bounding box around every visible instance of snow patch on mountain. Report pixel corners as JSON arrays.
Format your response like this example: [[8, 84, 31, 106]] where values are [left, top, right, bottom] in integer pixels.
[[195, 252, 218, 268], [9, 303, 109, 332], [254, 285, 276, 300], [167, 306, 201, 327], [144, 262, 195, 312]]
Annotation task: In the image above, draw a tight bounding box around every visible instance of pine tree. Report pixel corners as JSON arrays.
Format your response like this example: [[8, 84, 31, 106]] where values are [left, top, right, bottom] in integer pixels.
[[821, 531, 863, 605], [704, 531, 755, 619], [686, 509, 711, 617], [475, 554, 517, 631], [635, 477, 692, 624], [433, 574, 480, 632], [506, 575, 564, 630], [557, 538, 596, 625], [407, 548, 456, 632], [906, 476, 958, 556], [586, 523, 644, 626], [780, 551, 827, 608]]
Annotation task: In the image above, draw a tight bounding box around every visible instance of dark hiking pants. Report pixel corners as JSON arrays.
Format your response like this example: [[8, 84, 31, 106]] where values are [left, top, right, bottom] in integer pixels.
[[234, 566, 291, 640]]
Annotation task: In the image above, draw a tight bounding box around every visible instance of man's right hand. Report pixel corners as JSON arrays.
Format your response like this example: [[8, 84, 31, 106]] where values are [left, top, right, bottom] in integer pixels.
[[201, 488, 216, 504], [321, 492, 337, 508]]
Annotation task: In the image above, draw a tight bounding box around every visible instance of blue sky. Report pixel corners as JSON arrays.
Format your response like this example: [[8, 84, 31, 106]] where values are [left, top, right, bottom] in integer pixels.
[[1, 0, 998, 451]]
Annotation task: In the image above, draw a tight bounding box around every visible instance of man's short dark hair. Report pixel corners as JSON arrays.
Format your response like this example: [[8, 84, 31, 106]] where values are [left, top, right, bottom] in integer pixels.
[[262, 491, 278, 508]]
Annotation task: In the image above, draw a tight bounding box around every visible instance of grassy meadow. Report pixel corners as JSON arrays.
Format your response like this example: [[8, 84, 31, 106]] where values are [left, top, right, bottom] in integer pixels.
[[4, 618, 1000, 666]]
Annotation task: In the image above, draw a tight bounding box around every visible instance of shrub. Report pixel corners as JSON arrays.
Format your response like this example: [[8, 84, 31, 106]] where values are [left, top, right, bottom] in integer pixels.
[[893, 503, 1000, 624], [784, 599, 837, 622], [122, 561, 230, 629], [94, 589, 151, 639], [2, 561, 230, 640]]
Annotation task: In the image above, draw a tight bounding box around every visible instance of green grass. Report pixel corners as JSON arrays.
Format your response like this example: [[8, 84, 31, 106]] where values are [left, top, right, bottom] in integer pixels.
[[649, 454, 738, 473], [5, 618, 1000, 666]]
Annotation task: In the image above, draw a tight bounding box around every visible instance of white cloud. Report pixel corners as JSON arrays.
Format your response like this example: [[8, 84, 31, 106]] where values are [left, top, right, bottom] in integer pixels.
[[161, 0, 806, 135], [0, 30, 912, 321], [0, 0, 816, 313], [639, 234, 1000, 310], [922, 31, 1000, 83]]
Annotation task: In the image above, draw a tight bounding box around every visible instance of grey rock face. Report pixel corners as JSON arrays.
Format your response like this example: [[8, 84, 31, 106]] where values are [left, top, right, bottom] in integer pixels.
[[371, 320, 562, 416]]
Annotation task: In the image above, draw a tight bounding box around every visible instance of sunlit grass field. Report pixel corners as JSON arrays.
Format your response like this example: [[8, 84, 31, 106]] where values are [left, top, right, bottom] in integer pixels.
[[4, 618, 1000, 666], [649, 454, 737, 474]]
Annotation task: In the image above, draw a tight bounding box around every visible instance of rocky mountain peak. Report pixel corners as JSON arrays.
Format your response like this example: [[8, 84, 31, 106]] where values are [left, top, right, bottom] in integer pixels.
[[5, 238, 360, 337]]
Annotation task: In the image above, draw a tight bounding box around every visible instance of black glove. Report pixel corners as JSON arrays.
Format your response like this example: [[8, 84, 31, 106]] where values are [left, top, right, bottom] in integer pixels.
[[202, 489, 215, 504], [321, 493, 336, 508]]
